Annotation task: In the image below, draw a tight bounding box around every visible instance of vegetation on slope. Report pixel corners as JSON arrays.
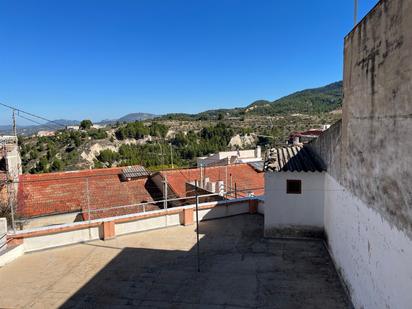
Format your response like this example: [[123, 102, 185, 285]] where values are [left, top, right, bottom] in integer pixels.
[[16, 81, 343, 173]]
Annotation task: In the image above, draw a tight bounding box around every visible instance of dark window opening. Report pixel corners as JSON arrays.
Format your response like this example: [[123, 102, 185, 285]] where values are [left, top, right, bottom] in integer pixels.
[[287, 179, 302, 194]]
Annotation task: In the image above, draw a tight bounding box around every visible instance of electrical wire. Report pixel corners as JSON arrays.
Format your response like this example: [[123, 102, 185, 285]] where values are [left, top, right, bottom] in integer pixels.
[[16, 114, 60, 131], [0, 102, 67, 128]]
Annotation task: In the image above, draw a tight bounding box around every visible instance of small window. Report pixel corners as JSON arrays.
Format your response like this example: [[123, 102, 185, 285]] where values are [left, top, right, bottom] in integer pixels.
[[287, 179, 302, 194]]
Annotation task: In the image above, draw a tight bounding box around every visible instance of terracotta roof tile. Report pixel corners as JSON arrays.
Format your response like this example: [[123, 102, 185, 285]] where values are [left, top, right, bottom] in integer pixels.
[[17, 166, 158, 219], [157, 164, 264, 198]]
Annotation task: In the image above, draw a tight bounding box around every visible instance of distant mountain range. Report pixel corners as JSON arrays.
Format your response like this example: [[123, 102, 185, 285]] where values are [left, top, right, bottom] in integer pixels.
[[0, 81, 342, 135], [159, 81, 343, 120], [0, 113, 158, 135], [100, 113, 158, 125]]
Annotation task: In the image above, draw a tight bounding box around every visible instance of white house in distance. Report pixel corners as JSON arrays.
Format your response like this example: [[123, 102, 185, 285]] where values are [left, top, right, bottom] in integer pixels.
[[197, 146, 262, 167], [264, 145, 326, 238], [37, 130, 55, 137]]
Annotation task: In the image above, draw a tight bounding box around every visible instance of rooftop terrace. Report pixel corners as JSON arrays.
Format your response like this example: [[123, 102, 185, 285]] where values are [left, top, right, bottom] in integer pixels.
[[0, 214, 351, 308]]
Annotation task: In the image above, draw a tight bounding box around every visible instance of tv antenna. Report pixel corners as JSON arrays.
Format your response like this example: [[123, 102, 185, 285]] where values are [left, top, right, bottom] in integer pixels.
[[354, 0, 358, 26]]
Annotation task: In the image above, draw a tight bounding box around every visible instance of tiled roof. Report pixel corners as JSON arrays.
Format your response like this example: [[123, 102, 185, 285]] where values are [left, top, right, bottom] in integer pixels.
[[156, 163, 264, 198], [121, 166, 150, 179], [17, 166, 158, 219], [264, 146, 326, 172], [290, 129, 324, 138]]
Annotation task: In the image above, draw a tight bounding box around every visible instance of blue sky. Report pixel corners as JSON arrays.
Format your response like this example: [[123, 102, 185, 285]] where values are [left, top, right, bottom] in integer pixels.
[[0, 0, 378, 125]]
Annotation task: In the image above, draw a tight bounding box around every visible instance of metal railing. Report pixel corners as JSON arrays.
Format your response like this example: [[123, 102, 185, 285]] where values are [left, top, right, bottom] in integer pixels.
[[5, 166, 263, 232], [0, 233, 6, 251], [10, 174, 263, 231]]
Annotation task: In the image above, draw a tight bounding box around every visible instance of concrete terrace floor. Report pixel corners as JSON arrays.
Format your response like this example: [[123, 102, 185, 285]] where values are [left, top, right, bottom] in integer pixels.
[[0, 215, 352, 309]]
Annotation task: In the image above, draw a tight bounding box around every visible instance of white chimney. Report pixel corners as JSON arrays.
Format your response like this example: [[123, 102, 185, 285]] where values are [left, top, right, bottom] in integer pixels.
[[217, 181, 225, 196], [203, 177, 210, 188], [255, 146, 262, 159], [206, 181, 216, 193]]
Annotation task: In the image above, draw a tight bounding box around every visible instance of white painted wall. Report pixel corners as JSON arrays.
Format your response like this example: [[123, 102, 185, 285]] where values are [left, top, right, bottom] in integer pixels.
[[0, 243, 24, 267], [324, 174, 412, 309], [264, 172, 325, 234], [197, 201, 249, 221], [115, 213, 181, 236], [23, 226, 100, 252], [0, 218, 6, 252]]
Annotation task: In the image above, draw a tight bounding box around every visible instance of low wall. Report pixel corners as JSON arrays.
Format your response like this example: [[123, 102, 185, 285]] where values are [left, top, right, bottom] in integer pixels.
[[0, 218, 6, 252], [23, 224, 101, 252], [6, 198, 262, 256]]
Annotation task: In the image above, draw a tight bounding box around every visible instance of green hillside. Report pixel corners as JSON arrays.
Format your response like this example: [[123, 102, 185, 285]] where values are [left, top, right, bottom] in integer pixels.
[[245, 81, 342, 115]]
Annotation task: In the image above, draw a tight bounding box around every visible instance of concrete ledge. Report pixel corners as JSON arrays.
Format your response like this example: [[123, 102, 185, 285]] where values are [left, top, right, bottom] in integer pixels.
[[6, 197, 259, 254], [0, 242, 24, 267]]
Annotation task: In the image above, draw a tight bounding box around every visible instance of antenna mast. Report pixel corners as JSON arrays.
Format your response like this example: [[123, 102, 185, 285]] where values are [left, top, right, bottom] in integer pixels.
[[12, 109, 17, 137], [354, 0, 358, 26]]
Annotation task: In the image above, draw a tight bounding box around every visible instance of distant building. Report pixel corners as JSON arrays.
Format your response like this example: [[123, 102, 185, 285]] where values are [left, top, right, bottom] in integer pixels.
[[66, 125, 80, 131], [92, 124, 106, 129], [196, 146, 262, 167], [0, 136, 21, 209], [16, 166, 158, 229], [37, 130, 55, 137], [150, 163, 264, 206], [288, 126, 330, 145], [66, 124, 106, 131], [264, 145, 326, 238]]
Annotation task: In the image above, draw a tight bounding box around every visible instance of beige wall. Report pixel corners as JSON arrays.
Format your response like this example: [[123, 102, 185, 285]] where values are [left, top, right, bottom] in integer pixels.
[[342, 0, 412, 237]]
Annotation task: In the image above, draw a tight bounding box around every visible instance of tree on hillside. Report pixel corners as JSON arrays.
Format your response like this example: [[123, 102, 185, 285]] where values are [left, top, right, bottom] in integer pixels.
[[80, 119, 93, 130], [51, 159, 64, 171]]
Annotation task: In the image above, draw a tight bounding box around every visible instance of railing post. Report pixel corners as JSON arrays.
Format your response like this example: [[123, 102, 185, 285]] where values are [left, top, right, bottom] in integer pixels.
[[235, 182, 237, 199], [195, 180, 200, 272], [7, 179, 16, 232], [86, 177, 91, 223]]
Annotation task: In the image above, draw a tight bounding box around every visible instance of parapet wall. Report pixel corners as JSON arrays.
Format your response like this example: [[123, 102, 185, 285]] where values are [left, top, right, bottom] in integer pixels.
[[312, 1, 412, 308], [308, 120, 342, 180], [2, 198, 261, 258], [342, 0, 412, 236]]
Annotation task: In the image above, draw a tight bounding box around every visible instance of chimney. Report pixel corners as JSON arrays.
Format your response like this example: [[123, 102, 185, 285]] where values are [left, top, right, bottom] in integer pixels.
[[206, 181, 216, 193], [1, 136, 22, 180], [217, 181, 225, 196], [203, 177, 210, 188], [255, 146, 262, 159]]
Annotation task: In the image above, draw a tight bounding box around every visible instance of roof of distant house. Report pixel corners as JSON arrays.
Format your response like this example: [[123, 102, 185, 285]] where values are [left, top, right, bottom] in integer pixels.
[[264, 146, 326, 172], [290, 129, 324, 138], [17, 166, 158, 219], [154, 163, 264, 198]]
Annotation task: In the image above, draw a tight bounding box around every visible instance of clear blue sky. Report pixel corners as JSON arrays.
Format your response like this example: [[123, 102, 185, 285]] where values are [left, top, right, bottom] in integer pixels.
[[0, 0, 378, 125]]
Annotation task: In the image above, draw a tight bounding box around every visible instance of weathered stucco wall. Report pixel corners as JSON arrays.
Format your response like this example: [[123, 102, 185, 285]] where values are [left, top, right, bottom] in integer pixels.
[[313, 1, 412, 308], [343, 0, 412, 237], [308, 120, 342, 179]]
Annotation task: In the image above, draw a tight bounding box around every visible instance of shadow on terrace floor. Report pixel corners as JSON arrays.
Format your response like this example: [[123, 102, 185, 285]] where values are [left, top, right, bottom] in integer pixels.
[[61, 215, 351, 309]]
